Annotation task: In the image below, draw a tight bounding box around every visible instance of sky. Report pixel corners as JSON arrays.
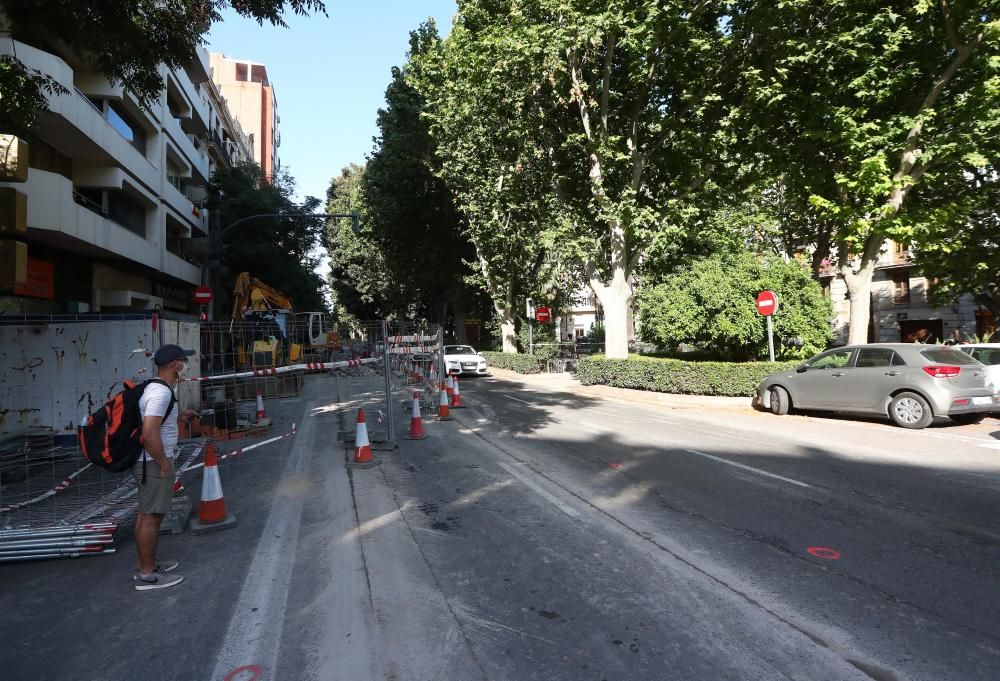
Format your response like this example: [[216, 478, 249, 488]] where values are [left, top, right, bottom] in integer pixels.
[[206, 0, 458, 204]]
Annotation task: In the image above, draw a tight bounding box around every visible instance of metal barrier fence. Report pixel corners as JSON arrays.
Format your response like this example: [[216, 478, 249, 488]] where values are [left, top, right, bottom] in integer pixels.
[[0, 314, 445, 561]]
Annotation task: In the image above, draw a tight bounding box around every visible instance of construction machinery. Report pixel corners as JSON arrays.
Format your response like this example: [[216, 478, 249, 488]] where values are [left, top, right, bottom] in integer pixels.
[[230, 272, 341, 369]]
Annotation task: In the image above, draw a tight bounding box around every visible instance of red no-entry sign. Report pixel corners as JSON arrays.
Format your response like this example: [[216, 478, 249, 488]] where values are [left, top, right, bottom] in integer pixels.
[[535, 306, 551, 323], [756, 291, 778, 317], [192, 286, 214, 304]]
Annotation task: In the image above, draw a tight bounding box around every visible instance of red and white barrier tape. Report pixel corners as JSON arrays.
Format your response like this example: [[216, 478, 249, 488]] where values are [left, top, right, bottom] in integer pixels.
[[182, 357, 381, 383], [173, 424, 297, 494], [0, 463, 94, 514]]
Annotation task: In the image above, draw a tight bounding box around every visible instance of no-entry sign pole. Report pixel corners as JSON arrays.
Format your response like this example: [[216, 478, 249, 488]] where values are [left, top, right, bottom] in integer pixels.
[[767, 315, 775, 363], [756, 291, 779, 363]]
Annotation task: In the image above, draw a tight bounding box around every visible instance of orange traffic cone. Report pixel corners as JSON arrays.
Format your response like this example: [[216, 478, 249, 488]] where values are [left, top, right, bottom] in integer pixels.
[[257, 388, 271, 425], [437, 386, 453, 421], [349, 408, 377, 468], [406, 390, 428, 440], [190, 444, 237, 534], [452, 376, 464, 408]]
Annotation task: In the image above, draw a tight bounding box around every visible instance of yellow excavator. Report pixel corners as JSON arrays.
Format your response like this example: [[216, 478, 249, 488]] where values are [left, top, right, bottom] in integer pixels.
[[230, 272, 341, 368]]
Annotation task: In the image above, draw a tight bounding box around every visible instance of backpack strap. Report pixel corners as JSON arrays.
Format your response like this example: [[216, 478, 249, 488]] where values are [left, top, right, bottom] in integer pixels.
[[145, 378, 177, 423]]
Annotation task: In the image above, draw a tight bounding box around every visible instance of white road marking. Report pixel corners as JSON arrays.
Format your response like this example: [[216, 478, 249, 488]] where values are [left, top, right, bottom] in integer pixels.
[[977, 442, 1000, 450], [577, 421, 612, 434], [211, 405, 315, 681], [504, 394, 534, 406], [686, 450, 812, 489], [498, 461, 580, 518]]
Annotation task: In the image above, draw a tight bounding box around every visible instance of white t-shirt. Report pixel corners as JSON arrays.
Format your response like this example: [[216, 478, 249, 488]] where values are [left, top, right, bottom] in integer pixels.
[[139, 381, 178, 461]]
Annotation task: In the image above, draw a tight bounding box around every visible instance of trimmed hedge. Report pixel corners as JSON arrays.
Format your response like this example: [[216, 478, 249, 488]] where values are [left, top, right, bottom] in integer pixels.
[[578, 354, 799, 397], [482, 351, 546, 374]]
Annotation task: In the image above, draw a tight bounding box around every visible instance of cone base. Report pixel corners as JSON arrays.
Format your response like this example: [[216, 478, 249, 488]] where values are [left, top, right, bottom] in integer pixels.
[[405, 434, 429, 440], [190, 512, 238, 535], [347, 457, 380, 469], [437, 415, 454, 421]]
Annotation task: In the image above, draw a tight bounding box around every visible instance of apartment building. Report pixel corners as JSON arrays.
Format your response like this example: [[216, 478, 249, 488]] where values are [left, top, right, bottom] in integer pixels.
[[209, 54, 280, 180], [821, 241, 995, 344], [0, 34, 256, 316]]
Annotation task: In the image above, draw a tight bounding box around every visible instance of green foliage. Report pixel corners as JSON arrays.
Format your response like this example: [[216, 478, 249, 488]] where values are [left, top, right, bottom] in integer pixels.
[[328, 23, 481, 331], [516, 321, 558, 359], [912, 172, 1000, 319], [0, 1, 325, 131], [577, 355, 800, 398], [584, 321, 606, 345], [481, 351, 545, 374], [418, 1, 737, 357], [635, 253, 833, 361], [208, 162, 327, 313], [733, 1, 1000, 340], [326, 163, 393, 320]]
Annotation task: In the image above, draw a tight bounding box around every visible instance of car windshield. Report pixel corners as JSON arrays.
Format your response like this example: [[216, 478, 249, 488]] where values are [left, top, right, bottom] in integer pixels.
[[446, 346, 476, 355], [807, 349, 854, 369], [920, 348, 980, 365]]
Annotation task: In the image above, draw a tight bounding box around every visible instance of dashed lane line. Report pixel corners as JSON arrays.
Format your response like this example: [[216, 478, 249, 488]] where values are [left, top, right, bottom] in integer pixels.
[[686, 449, 812, 489]]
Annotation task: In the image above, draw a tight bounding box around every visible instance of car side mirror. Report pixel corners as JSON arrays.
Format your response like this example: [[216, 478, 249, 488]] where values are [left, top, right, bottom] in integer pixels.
[[477, 352, 484, 357], [796, 364, 808, 373]]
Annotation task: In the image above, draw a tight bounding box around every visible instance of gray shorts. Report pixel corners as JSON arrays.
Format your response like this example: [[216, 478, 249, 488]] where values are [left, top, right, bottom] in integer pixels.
[[132, 459, 175, 515]]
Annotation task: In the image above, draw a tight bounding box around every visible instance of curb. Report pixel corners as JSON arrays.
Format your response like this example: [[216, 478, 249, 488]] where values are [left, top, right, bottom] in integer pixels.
[[485, 367, 754, 411]]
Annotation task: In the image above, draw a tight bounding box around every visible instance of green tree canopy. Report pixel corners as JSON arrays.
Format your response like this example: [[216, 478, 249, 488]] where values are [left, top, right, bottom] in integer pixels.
[[209, 161, 327, 313], [636, 252, 834, 362], [734, 0, 1000, 344]]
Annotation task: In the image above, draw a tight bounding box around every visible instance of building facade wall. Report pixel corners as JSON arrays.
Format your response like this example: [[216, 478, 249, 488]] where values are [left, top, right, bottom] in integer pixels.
[[822, 240, 991, 345], [0, 40, 239, 315], [209, 54, 279, 179]]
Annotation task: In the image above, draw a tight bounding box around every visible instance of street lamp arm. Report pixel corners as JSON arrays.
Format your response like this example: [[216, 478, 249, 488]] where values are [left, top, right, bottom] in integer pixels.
[[217, 211, 360, 241]]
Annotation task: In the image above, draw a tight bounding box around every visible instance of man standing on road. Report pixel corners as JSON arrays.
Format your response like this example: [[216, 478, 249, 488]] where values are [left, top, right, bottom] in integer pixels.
[[133, 344, 197, 591]]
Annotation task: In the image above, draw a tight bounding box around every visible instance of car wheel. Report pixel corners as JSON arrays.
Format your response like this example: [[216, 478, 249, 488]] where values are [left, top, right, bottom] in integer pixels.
[[950, 413, 987, 426], [890, 392, 934, 429], [769, 386, 790, 416]]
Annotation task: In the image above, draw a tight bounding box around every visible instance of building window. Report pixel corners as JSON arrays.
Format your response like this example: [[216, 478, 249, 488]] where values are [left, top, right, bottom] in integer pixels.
[[100, 101, 147, 155], [892, 272, 910, 306], [107, 190, 146, 237]]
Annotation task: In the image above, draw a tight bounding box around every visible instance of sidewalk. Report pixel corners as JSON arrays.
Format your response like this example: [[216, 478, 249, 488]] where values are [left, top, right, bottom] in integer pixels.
[[486, 367, 755, 411]]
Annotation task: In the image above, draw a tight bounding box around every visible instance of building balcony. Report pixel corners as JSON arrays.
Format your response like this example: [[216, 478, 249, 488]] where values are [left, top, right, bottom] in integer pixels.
[[169, 71, 210, 135], [163, 250, 201, 286], [1, 40, 162, 195], [163, 115, 209, 182], [9, 168, 160, 270], [162, 179, 202, 232]]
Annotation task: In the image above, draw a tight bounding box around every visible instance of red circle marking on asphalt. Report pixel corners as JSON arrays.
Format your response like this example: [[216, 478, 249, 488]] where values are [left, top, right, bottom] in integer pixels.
[[806, 547, 841, 560], [608, 463, 623, 469], [224, 665, 263, 681]]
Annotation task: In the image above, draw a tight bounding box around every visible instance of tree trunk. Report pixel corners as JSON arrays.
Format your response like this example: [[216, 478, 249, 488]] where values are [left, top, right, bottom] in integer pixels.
[[499, 312, 517, 353], [842, 257, 878, 345], [593, 267, 631, 359], [453, 288, 468, 345]]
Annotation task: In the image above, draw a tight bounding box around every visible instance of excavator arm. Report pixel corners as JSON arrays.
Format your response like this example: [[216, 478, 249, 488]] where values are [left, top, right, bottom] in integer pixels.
[[231, 272, 295, 320]]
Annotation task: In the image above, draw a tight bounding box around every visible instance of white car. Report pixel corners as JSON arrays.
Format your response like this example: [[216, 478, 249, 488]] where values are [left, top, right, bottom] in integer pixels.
[[957, 343, 1000, 395], [444, 345, 489, 376]]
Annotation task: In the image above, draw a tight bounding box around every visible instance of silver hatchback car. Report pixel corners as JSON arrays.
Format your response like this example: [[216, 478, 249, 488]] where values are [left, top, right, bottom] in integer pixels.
[[757, 344, 999, 429]]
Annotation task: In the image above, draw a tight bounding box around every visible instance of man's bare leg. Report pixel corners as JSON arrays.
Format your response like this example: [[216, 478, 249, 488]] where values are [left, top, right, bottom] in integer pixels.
[[135, 512, 164, 574]]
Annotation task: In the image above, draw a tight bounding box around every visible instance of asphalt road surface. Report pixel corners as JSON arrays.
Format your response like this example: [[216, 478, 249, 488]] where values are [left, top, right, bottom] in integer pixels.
[[3, 370, 999, 681]]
